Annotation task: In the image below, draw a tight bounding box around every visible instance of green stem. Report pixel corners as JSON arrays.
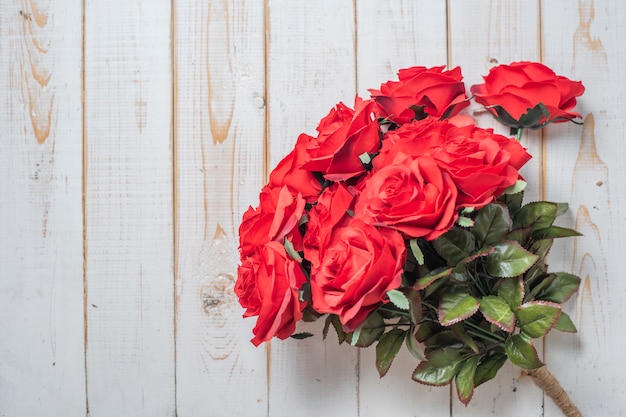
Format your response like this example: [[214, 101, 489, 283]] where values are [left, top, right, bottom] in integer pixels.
[[465, 320, 506, 343], [516, 127, 524, 141]]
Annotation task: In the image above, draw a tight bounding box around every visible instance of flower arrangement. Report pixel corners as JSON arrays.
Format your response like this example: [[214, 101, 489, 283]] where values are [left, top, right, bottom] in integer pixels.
[[235, 62, 585, 416]]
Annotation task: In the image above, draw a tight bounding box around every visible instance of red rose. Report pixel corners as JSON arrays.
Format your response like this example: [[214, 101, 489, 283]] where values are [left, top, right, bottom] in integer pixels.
[[268, 133, 322, 203], [239, 185, 306, 257], [369, 65, 469, 125], [303, 182, 356, 272], [235, 241, 307, 346], [354, 154, 458, 241], [310, 219, 406, 331], [470, 61, 585, 128], [377, 119, 531, 208], [303, 96, 381, 181]]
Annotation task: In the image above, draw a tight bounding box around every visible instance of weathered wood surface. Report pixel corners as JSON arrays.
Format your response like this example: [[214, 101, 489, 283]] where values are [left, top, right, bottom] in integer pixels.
[[1, 1, 624, 415]]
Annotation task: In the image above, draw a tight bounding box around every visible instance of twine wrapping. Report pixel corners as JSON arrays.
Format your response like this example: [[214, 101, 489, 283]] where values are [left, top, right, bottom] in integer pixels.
[[526, 366, 582, 417]]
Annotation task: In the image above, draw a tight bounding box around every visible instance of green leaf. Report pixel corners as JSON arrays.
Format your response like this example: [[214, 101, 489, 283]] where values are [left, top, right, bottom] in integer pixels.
[[490, 105, 521, 127], [348, 312, 385, 347], [422, 330, 462, 353], [456, 356, 480, 405], [532, 226, 582, 240], [472, 204, 512, 245], [290, 332, 314, 340], [456, 216, 475, 228], [323, 314, 345, 344], [485, 241, 539, 277], [284, 237, 302, 262], [415, 267, 453, 290], [504, 334, 544, 369], [438, 290, 480, 326], [498, 191, 524, 217], [496, 276, 525, 310], [451, 323, 480, 353], [516, 301, 561, 338], [386, 289, 410, 310], [433, 228, 476, 266], [406, 328, 424, 360], [555, 202, 569, 217], [506, 227, 532, 246], [416, 321, 440, 343], [502, 179, 527, 195], [518, 102, 550, 128], [410, 238, 425, 265], [554, 311, 577, 333], [479, 296, 516, 332], [537, 272, 581, 303], [401, 287, 422, 324], [412, 348, 464, 386], [474, 352, 507, 387], [376, 329, 406, 377], [359, 152, 372, 166], [513, 202, 558, 230]]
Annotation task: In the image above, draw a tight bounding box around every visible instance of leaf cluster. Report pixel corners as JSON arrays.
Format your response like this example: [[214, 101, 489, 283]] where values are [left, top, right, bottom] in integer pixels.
[[314, 191, 581, 405]]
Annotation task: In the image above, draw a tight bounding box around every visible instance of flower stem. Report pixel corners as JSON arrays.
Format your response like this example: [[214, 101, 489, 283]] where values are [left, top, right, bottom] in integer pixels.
[[516, 128, 524, 141], [526, 366, 582, 417]]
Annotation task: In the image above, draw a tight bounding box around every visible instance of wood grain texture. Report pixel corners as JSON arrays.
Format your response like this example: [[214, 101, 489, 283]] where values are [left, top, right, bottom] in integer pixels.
[[0, 1, 86, 416], [265, 1, 360, 416], [448, 1, 545, 415], [174, 1, 268, 416], [542, 0, 626, 415], [84, 1, 175, 415], [1, 2, 625, 415], [355, 2, 451, 415]]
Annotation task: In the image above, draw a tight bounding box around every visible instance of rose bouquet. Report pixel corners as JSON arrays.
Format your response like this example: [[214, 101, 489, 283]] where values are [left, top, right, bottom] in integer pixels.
[[235, 62, 585, 416]]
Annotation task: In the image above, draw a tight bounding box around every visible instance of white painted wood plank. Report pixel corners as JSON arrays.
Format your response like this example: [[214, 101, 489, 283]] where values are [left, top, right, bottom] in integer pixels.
[[84, 1, 175, 415], [355, 2, 452, 416], [448, 1, 545, 415], [356, 1, 449, 97], [265, 1, 360, 416], [174, 1, 268, 415], [0, 2, 86, 416], [541, 1, 626, 415]]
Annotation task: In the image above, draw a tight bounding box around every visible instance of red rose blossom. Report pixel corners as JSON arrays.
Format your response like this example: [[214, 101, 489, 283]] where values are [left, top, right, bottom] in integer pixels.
[[268, 133, 323, 203], [354, 154, 458, 241], [310, 219, 406, 331], [470, 61, 585, 128], [303, 96, 381, 181], [369, 65, 469, 125], [235, 241, 308, 346], [239, 185, 306, 257], [303, 182, 356, 272], [377, 119, 531, 208]]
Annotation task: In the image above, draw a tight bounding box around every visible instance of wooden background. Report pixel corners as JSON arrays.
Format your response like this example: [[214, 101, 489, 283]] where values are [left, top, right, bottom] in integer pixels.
[[1, 0, 624, 416]]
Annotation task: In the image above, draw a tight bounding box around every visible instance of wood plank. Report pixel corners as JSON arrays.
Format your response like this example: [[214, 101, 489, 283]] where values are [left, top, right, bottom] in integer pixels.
[[173, 1, 268, 415], [0, 1, 86, 416], [355, 2, 452, 415], [265, 1, 360, 415], [84, 1, 176, 415], [448, 1, 545, 415], [541, 1, 626, 415]]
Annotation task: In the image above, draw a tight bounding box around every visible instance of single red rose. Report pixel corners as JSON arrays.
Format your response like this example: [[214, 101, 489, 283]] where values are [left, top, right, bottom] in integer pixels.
[[369, 65, 470, 125], [354, 154, 458, 241], [310, 219, 406, 331], [235, 241, 308, 346], [375, 119, 531, 208], [303, 182, 356, 272], [268, 133, 323, 203], [239, 184, 306, 257], [303, 96, 381, 181], [470, 61, 585, 128]]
